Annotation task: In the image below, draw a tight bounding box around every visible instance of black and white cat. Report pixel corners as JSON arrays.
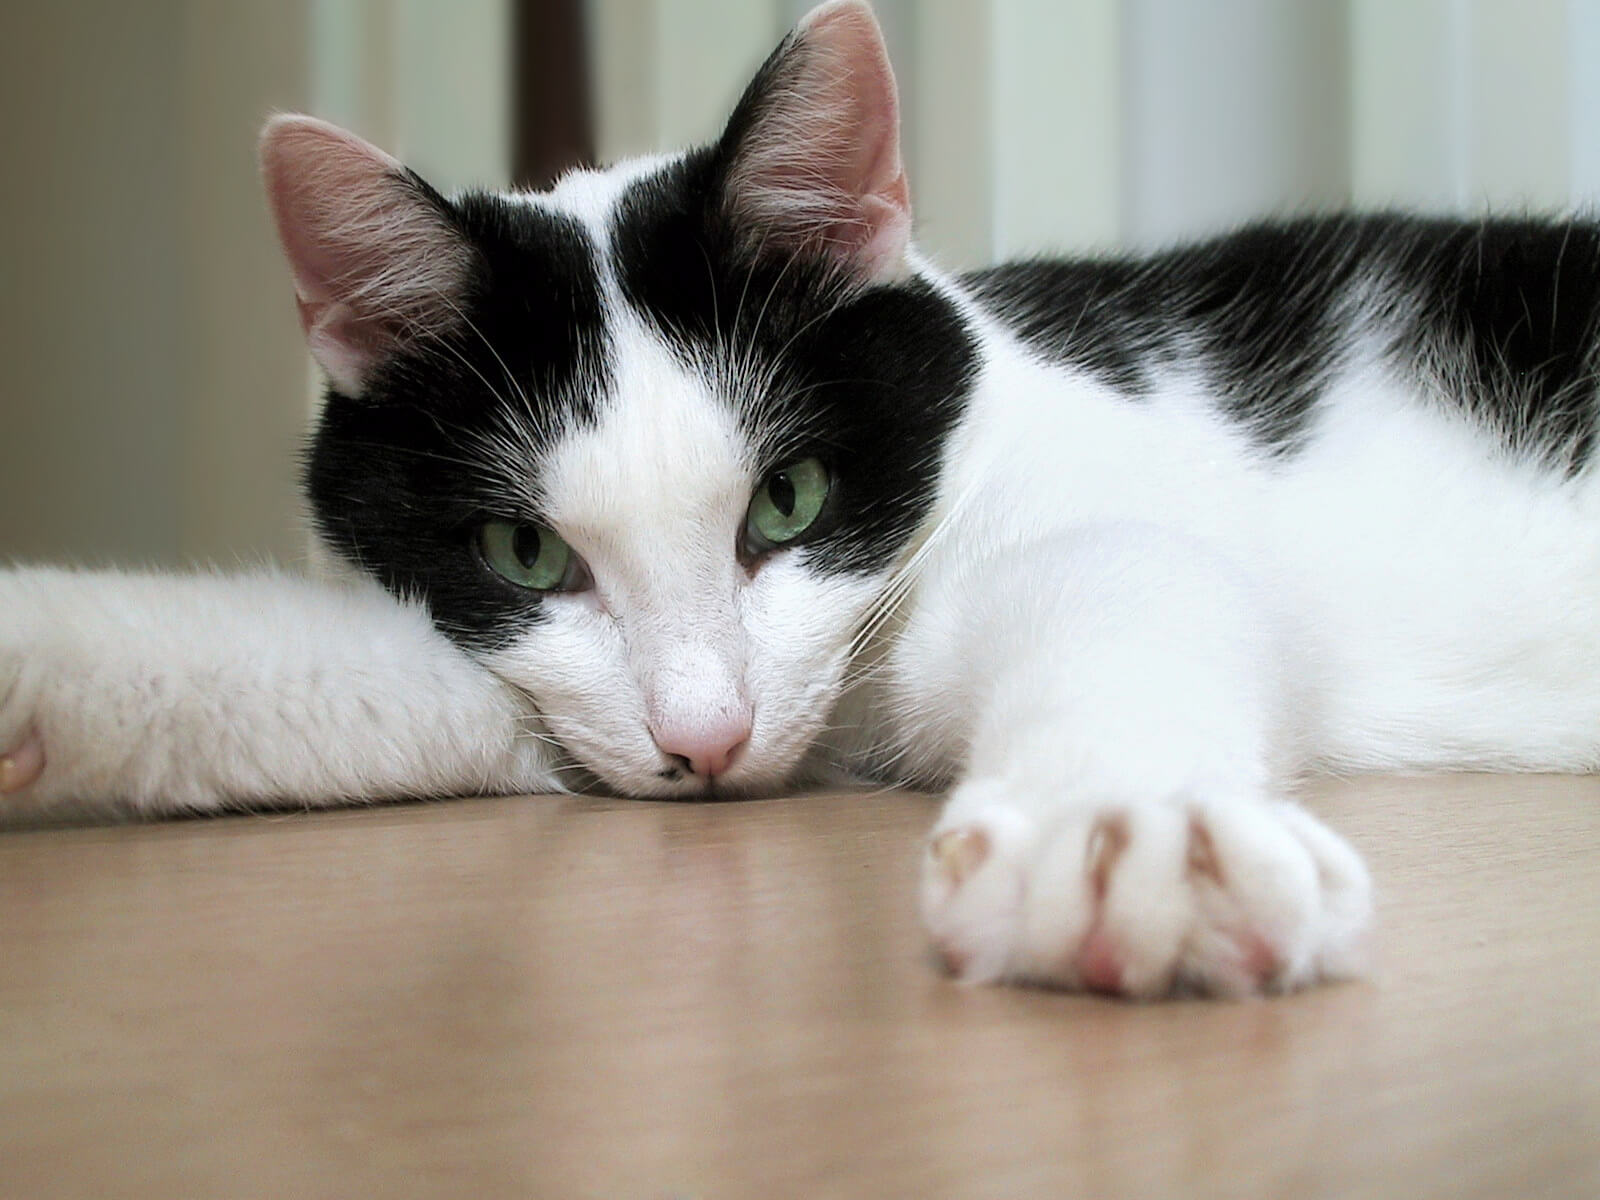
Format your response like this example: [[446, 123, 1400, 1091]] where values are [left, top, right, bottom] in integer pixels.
[[5, 1, 1599, 998]]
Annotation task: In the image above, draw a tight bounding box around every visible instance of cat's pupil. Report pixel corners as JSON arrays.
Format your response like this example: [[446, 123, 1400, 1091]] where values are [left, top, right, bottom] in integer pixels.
[[513, 525, 541, 569], [770, 473, 796, 517]]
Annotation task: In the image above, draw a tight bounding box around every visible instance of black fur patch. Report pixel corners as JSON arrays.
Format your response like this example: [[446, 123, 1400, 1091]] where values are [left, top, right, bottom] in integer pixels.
[[1382, 214, 1600, 473], [306, 197, 609, 650], [610, 149, 977, 575], [967, 213, 1600, 469]]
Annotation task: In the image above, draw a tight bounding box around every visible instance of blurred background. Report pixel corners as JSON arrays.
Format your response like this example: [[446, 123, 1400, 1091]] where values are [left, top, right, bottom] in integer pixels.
[[2, 0, 1596, 568]]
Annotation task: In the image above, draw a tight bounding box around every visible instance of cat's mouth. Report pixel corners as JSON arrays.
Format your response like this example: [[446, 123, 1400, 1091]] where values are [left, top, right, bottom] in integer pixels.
[[643, 753, 797, 800], [580, 768, 787, 803], [538, 727, 796, 800]]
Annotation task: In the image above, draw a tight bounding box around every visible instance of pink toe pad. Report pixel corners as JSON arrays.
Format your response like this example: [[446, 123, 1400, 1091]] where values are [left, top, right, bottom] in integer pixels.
[[0, 732, 46, 794]]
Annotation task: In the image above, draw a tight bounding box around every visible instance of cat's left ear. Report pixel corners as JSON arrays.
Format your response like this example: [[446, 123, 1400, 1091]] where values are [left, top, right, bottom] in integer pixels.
[[259, 115, 475, 397], [716, 0, 911, 282]]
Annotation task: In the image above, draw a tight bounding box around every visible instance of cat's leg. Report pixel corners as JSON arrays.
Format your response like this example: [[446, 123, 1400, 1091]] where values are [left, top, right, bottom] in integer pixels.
[[0, 566, 560, 821], [907, 524, 1370, 998]]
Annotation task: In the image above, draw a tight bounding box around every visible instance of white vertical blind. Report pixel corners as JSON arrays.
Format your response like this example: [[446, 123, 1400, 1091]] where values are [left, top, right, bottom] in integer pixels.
[[1568, 0, 1600, 206], [1351, 0, 1570, 211], [591, 0, 1600, 265], [310, 0, 510, 194], [992, 0, 1122, 257], [1121, 0, 1348, 248], [589, 0, 783, 157]]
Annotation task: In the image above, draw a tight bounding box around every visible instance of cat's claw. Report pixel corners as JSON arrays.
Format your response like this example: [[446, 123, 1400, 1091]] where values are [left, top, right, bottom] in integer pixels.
[[920, 792, 1371, 999]]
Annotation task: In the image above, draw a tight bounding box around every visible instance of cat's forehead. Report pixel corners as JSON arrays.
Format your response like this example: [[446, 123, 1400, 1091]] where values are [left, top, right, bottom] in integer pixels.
[[538, 313, 752, 537], [496, 156, 756, 525]]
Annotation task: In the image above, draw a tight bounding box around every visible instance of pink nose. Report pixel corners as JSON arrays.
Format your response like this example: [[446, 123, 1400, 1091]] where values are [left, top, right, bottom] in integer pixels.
[[651, 718, 752, 779]]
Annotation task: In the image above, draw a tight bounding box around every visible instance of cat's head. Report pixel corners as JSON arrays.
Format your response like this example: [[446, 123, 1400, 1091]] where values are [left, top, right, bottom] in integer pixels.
[[260, 0, 973, 796]]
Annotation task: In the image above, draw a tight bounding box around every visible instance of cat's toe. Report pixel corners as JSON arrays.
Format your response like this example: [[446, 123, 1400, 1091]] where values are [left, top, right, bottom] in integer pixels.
[[1021, 804, 1193, 997], [920, 807, 1039, 984], [1158, 803, 1313, 994]]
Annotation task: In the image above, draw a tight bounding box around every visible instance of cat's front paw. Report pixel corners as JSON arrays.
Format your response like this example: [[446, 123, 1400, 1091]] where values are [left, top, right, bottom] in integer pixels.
[[919, 785, 1371, 999]]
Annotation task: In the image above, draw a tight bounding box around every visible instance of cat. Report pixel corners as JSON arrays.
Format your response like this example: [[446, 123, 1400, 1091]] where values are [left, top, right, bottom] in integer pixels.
[[4, 0, 1600, 999]]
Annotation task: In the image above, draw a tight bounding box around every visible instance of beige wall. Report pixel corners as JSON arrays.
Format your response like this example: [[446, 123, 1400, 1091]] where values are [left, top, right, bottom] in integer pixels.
[[0, 1, 509, 569], [1, 1, 311, 568], [183, 3, 316, 567], [2, 2, 186, 566]]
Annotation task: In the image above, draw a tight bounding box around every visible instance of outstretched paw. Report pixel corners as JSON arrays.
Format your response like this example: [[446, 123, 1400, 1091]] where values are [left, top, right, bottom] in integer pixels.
[[921, 789, 1370, 999]]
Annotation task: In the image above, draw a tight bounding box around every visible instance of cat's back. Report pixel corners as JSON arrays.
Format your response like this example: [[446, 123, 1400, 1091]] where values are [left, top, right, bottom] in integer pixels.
[[961, 212, 1600, 471]]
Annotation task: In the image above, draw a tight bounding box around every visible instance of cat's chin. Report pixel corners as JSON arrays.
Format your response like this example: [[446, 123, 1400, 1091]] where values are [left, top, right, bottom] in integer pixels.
[[617, 775, 795, 802], [580, 760, 800, 802]]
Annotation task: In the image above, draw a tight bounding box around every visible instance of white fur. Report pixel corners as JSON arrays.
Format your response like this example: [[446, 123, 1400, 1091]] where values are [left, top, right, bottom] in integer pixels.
[[0, 566, 558, 820], [8, 5, 1600, 999]]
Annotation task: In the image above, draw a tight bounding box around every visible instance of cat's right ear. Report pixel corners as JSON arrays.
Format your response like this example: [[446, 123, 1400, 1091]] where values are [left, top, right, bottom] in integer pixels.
[[259, 116, 474, 397], [715, 0, 911, 283]]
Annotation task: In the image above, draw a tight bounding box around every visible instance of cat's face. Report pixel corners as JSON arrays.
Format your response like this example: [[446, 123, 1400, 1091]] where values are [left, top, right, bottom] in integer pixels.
[[263, 1, 972, 795]]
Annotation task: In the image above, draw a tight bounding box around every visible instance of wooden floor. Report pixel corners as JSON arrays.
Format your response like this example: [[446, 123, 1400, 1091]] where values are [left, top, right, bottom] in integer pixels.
[[1, 775, 1595, 1199]]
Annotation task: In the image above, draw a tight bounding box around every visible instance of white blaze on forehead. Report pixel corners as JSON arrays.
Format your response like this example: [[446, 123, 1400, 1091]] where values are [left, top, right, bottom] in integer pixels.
[[534, 317, 763, 772], [508, 153, 684, 254], [540, 318, 753, 561], [547, 155, 679, 219]]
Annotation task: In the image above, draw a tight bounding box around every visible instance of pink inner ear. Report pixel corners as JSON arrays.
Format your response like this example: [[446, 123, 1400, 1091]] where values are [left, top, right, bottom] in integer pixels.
[[259, 115, 471, 396], [726, 0, 912, 280]]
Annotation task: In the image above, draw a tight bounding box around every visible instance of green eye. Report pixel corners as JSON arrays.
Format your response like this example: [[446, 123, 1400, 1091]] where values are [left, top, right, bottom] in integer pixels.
[[745, 457, 830, 551], [478, 520, 587, 591]]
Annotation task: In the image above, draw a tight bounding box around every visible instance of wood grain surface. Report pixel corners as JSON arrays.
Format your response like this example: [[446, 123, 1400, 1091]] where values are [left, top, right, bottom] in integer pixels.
[[1, 775, 1596, 1199]]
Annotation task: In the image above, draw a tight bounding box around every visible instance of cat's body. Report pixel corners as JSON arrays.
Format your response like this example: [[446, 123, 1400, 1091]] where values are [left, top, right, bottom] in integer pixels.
[[3, 1, 1595, 997], [898, 217, 1600, 781]]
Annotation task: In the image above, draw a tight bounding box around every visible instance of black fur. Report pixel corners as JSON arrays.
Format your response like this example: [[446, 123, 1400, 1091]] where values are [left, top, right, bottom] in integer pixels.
[[968, 213, 1600, 469], [1385, 214, 1600, 472], [610, 148, 976, 575], [306, 197, 610, 650]]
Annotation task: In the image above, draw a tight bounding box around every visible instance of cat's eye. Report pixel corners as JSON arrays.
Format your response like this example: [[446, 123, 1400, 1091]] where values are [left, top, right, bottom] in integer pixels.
[[477, 520, 590, 592], [744, 457, 831, 554]]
